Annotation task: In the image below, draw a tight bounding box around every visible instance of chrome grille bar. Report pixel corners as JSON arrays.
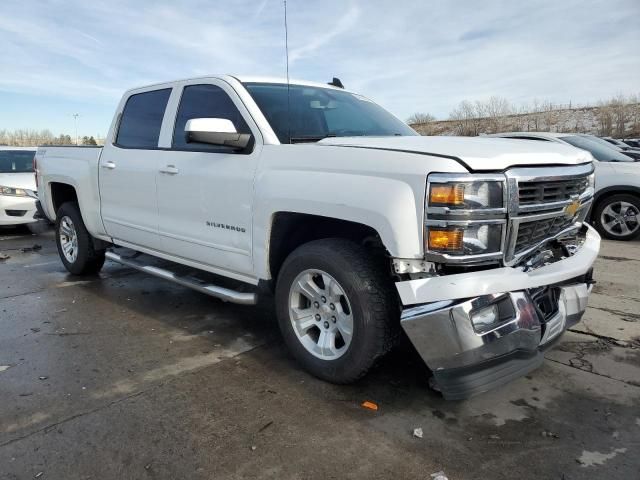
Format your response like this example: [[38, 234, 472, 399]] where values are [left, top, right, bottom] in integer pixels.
[[504, 163, 594, 265]]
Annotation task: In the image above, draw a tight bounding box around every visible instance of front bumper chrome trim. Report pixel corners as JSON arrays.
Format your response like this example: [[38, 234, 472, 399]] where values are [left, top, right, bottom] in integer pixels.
[[400, 282, 592, 399]]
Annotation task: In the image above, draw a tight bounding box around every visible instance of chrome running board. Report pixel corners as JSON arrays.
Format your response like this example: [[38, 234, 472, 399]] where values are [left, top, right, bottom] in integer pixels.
[[105, 251, 257, 305]]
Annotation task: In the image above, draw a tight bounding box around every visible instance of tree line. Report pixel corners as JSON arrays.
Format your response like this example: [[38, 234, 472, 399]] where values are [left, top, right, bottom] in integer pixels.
[[0, 129, 103, 147], [408, 94, 640, 138]]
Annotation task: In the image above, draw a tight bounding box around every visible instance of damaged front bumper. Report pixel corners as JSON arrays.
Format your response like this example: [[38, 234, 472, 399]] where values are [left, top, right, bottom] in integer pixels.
[[396, 224, 600, 400]]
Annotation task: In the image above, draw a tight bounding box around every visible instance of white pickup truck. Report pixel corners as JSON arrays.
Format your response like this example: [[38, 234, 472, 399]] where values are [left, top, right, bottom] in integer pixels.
[[36, 76, 600, 399]]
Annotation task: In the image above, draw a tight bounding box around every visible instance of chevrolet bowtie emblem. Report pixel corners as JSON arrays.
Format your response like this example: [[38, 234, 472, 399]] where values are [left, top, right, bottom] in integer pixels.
[[564, 196, 581, 218]]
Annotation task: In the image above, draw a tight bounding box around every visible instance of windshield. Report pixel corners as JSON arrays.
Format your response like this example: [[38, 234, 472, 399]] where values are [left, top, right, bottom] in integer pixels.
[[243, 83, 417, 143], [560, 136, 634, 162], [0, 150, 35, 173]]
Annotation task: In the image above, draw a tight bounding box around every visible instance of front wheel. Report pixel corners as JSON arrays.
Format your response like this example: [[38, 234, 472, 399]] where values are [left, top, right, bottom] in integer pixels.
[[591, 194, 640, 241], [275, 239, 398, 384], [55, 202, 105, 275]]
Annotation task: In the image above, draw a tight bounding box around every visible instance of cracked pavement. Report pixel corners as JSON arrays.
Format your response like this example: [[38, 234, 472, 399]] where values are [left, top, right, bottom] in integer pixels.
[[0, 227, 639, 479]]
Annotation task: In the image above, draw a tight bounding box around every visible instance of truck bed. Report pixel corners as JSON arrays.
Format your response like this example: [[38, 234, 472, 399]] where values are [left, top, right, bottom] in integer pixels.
[[36, 146, 104, 232]]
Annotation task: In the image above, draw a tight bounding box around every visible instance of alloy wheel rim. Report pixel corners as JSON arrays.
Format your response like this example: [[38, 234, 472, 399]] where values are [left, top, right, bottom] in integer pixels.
[[288, 269, 354, 360], [601, 201, 639, 237], [59, 216, 79, 263]]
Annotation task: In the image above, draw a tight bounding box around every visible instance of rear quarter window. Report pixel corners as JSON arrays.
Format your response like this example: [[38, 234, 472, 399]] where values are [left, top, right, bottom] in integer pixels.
[[116, 89, 172, 148]]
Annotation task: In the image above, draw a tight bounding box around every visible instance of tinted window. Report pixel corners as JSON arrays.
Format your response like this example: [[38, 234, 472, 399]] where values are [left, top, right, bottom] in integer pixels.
[[0, 150, 35, 173], [173, 84, 250, 150], [560, 136, 634, 162], [244, 83, 417, 143], [116, 89, 171, 148]]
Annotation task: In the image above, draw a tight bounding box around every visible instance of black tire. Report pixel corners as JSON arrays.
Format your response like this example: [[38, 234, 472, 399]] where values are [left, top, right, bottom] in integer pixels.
[[591, 193, 640, 241], [275, 238, 398, 384], [55, 202, 105, 275]]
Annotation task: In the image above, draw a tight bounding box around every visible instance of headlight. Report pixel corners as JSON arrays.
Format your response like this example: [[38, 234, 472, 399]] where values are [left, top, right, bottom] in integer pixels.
[[428, 177, 504, 210], [426, 173, 507, 261], [0, 186, 28, 197], [427, 223, 503, 256], [587, 172, 595, 189]]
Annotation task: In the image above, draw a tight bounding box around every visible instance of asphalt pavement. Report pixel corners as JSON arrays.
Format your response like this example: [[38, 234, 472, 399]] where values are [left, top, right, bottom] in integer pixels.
[[0, 226, 638, 479]]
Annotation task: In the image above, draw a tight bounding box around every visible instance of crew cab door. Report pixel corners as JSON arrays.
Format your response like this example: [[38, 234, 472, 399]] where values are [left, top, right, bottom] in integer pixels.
[[155, 80, 262, 278], [99, 88, 172, 251]]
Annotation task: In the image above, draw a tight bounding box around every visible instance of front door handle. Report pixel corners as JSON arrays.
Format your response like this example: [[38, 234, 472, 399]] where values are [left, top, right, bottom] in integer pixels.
[[159, 165, 179, 175], [102, 161, 116, 170]]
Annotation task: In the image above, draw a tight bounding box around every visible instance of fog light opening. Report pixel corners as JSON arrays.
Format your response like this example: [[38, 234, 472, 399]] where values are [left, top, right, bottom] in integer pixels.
[[470, 296, 516, 334]]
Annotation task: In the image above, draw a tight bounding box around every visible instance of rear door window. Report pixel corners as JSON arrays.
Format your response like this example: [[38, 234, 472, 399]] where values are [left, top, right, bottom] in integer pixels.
[[116, 89, 171, 148], [172, 84, 250, 151]]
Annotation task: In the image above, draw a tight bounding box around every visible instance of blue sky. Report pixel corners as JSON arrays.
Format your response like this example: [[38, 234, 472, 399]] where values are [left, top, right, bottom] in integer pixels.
[[1, 0, 639, 138]]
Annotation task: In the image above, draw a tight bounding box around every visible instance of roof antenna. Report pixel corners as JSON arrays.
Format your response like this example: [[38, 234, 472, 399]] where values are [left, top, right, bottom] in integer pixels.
[[283, 0, 291, 144], [328, 77, 344, 89]]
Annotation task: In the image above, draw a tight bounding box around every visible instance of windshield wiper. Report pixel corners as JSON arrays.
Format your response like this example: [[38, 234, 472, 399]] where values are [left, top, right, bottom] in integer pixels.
[[289, 134, 336, 144]]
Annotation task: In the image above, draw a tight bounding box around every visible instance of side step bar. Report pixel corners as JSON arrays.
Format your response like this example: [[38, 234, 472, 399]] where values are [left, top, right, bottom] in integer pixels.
[[105, 251, 257, 305]]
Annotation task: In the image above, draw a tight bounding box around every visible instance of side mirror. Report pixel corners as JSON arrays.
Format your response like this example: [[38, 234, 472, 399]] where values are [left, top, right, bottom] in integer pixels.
[[185, 118, 251, 149]]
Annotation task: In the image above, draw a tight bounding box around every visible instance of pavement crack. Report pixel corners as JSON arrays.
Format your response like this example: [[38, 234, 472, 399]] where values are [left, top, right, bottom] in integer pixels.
[[44, 332, 91, 336], [0, 390, 148, 449], [598, 255, 639, 262], [567, 329, 638, 349], [0, 289, 45, 301], [546, 357, 640, 387], [587, 305, 640, 322]]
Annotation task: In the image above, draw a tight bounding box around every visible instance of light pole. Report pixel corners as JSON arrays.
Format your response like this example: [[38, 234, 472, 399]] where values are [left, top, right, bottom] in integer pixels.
[[72, 113, 80, 145]]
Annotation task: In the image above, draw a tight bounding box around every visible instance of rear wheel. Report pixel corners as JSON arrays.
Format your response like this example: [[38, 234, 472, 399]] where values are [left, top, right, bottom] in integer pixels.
[[592, 194, 640, 241], [55, 202, 105, 275], [275, 239, 398, 384]]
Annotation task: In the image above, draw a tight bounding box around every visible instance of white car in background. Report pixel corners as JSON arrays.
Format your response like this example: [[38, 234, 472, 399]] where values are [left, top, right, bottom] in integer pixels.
[[488, 132, 640, 241], [0, 146, 39, 229]]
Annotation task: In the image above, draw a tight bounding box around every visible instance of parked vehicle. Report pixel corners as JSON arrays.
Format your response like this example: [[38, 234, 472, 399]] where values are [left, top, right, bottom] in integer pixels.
[[36, 76, 600, 399], [621, 139, 640, 148], [602, 137, 631, 149], [0, 147, 40, 229], [489, 132, 640, 241], [602, 136, 640, 155], [576, 134, 640, 161]]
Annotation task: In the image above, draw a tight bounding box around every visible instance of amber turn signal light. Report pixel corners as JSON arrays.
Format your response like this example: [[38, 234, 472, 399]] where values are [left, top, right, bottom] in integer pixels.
[[428, 229, 463, 251], [429, 184, 465, 205]]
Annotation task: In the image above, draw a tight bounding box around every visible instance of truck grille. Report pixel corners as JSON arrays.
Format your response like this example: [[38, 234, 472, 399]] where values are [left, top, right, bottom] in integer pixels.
[[514, 216, 575, 254], [518, 177, 589, 205], [504, 164, 594, 264]]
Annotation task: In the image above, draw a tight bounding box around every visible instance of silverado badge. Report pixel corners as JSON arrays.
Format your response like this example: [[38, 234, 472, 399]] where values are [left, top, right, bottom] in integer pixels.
[[564, 196, 581, 219]]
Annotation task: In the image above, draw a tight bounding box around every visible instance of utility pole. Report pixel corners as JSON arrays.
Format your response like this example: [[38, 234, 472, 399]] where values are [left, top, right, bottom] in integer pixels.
[[72, 113, 80, 145]]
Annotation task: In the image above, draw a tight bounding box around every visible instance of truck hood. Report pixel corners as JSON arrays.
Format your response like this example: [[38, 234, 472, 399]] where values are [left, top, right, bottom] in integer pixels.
[[0, 172, 36, 190], [317, 136, 593, 171]]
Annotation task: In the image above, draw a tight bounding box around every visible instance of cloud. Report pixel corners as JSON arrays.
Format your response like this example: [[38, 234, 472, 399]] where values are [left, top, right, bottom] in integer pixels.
[[0, 0, 638, 134], [289, 4, 360, 63]]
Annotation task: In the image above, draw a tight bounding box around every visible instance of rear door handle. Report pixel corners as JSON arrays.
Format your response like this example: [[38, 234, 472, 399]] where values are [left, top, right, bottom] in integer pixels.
[[102, 161, 116, 170], [159, 165, 179, 175]]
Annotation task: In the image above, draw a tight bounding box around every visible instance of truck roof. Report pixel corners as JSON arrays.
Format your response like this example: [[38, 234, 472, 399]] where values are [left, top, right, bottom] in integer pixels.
[[0, 146, 38, 151], [124, 75, 351, 95]]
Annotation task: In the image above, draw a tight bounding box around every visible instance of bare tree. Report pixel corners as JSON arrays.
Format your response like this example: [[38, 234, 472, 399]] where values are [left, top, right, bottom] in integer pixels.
[[406, 112, 436, 125], [0, 129, 77, 146]]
